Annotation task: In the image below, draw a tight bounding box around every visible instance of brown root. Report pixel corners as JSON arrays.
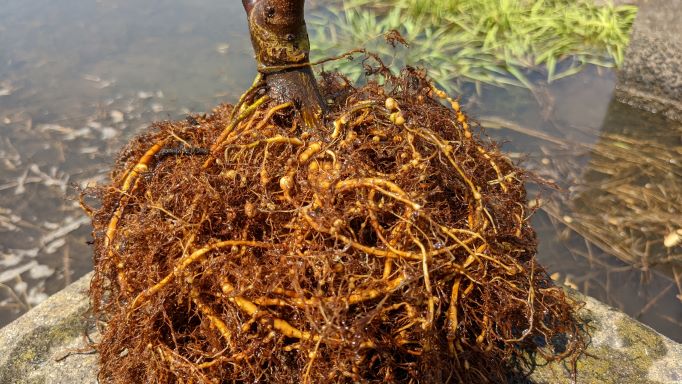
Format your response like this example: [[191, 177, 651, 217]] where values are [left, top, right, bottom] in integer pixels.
[[87, 68, 585, 383]]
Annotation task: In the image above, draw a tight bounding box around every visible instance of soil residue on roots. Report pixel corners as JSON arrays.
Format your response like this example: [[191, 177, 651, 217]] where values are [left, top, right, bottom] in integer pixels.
[[84, 67, 585, 383]]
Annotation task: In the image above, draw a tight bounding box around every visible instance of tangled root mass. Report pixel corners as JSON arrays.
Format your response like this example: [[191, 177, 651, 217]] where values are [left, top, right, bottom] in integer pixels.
[[86, 68, 585, 383]]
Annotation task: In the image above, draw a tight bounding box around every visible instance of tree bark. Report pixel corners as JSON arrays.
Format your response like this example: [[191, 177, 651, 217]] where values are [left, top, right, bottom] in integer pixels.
[[242, 0, 325, 128]]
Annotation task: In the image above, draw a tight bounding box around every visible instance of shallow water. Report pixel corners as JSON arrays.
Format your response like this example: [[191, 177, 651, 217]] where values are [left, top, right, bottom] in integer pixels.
[[469, 68, 682, 342], [1, 0, 680, 341]]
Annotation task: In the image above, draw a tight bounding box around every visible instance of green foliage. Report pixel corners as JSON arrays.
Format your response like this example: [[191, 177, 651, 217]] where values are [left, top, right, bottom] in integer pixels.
[[309, 0, 637, 92]]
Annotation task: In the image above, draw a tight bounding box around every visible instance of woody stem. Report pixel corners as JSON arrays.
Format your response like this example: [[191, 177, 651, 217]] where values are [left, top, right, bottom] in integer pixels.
[[242, 0, 325, 129]]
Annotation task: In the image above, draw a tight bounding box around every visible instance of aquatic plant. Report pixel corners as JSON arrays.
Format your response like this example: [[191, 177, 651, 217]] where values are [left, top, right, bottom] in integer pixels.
[[309, 0, 637, 92]]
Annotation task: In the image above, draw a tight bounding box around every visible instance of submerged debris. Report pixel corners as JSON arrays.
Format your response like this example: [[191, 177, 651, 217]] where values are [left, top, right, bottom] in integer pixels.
[[85, 67, 585, 383], [481, 106, 682, 304]]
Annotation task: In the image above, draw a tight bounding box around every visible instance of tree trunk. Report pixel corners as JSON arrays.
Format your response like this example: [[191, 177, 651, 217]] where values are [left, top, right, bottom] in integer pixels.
[[242, 0, 325, 129]]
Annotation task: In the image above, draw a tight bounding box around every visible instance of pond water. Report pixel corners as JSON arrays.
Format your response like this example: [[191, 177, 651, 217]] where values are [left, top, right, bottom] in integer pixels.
[[1, 0, 680, 341]]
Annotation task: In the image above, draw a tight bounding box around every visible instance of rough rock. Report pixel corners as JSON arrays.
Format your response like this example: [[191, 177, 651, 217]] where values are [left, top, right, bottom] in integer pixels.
[[0, 272, 97, 384], [615, 0, 682, 121], [529, 292, 682, 383]]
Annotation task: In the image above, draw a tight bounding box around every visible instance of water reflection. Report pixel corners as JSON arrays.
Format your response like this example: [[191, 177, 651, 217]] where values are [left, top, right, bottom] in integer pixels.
[[470, 67, 681, 341], [0, 0, 679, 342]]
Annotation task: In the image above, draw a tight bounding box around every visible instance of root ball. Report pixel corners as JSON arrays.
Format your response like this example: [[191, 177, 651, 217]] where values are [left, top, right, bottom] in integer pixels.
[[86, 69, 584, 383]]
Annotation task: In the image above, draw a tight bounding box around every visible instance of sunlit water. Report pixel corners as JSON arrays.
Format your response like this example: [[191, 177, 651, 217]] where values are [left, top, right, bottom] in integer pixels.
[[1, 0, 680, 341]]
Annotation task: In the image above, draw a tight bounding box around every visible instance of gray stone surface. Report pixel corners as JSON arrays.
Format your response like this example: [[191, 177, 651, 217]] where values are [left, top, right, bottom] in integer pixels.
[[0, 272, 97, 384], [615, 0, 682, 121], [0, 273, 680, 383], [530, 292, 682, 384]]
